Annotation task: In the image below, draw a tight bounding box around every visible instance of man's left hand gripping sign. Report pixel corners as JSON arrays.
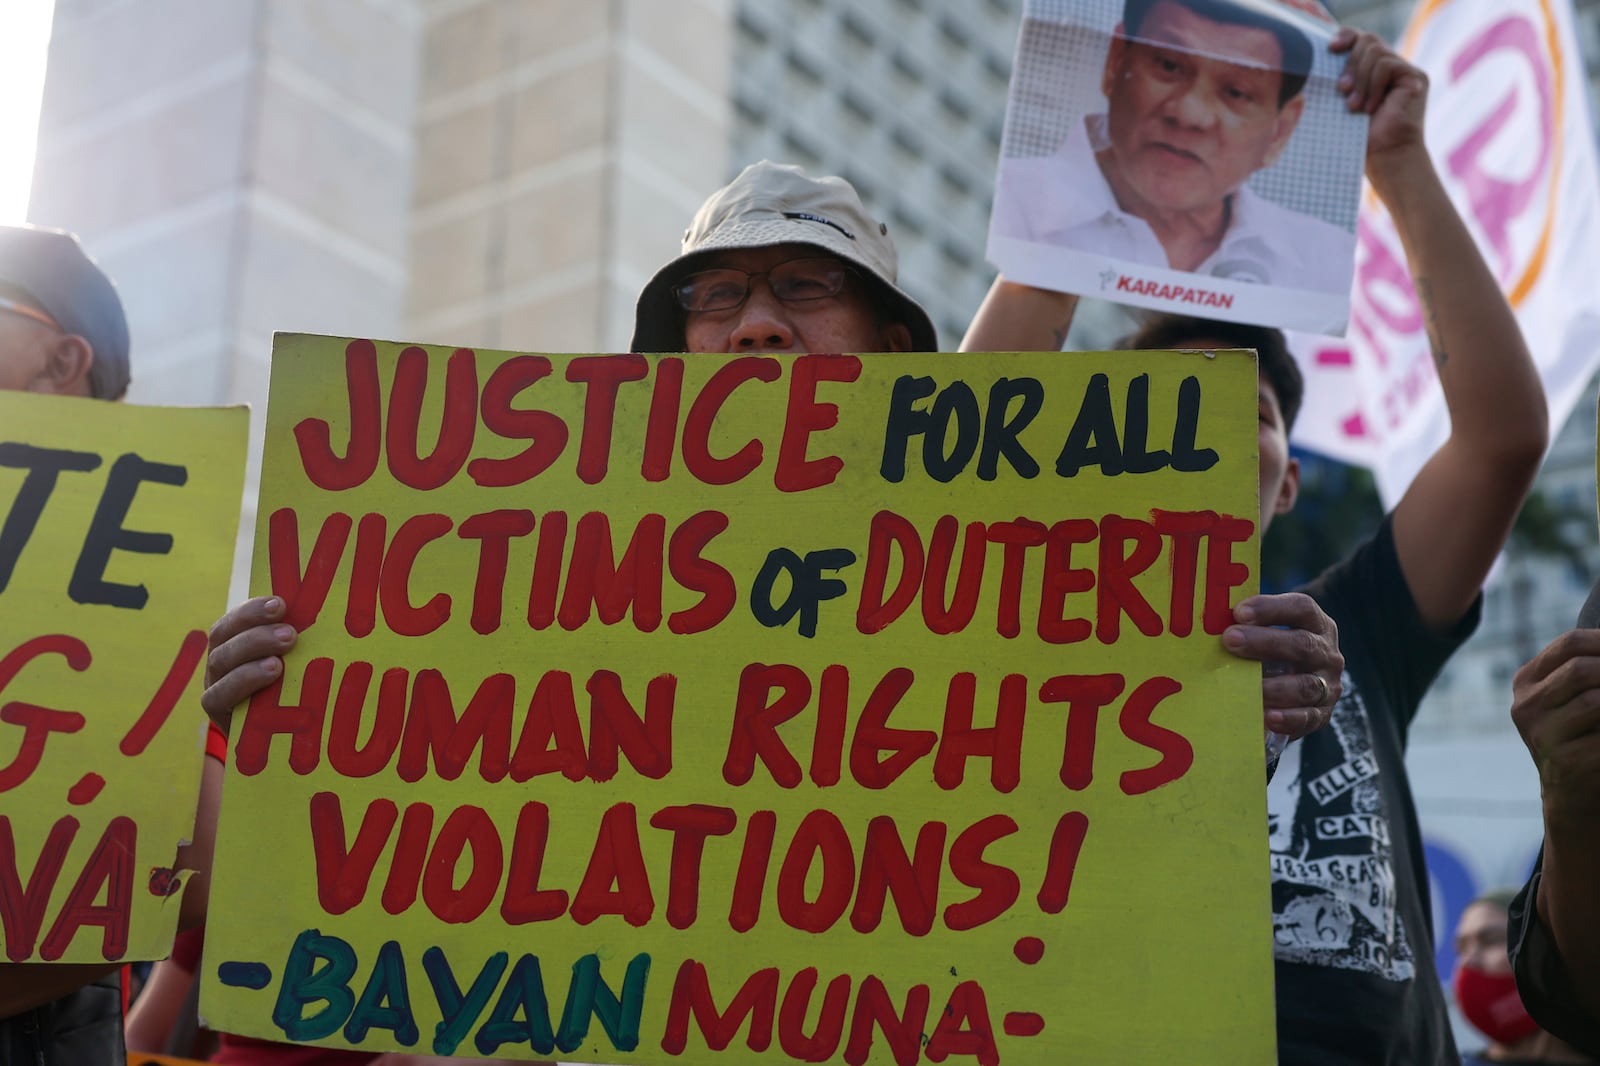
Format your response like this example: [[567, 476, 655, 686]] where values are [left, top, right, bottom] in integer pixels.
[[0, 390, 247, 964]]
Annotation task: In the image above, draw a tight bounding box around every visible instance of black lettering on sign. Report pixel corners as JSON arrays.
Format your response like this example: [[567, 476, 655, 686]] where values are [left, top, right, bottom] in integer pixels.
[[70, 454, 188, 609], [0, 444, 103, 593]]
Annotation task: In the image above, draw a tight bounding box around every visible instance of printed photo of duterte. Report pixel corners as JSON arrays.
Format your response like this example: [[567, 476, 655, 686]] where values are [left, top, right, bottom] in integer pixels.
[[994, 0, 1357, 292]]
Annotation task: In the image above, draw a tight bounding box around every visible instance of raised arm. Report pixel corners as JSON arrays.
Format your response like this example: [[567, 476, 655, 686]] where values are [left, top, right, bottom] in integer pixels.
[[1335, 30, 1548, 630], [960, 277, 1080, 352]]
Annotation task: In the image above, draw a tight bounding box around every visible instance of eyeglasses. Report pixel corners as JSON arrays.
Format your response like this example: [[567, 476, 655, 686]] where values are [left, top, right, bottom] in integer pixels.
[[0, 297, 60, 331], [673, 257, 854, 313]]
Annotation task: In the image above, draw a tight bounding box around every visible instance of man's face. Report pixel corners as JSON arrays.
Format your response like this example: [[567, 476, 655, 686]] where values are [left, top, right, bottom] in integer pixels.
[[681, 244, 912, 355], [1256, 374, 1300, 533], [1454, 901, 1512, 976], [1101, 0, 1305, 215]]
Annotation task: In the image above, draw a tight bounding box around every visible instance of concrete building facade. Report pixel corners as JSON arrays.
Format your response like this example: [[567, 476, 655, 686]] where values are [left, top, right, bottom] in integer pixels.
[[30, 0, 735, 586]]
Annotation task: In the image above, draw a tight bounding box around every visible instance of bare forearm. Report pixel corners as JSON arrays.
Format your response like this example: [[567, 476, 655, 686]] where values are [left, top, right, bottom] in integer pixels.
[[124, 959, 193, 1053], [1538, 819, 1600, 1017], [1376, 149, 1546, 627], [960, 277, 1078, 352], [177, 754, 224, 931]]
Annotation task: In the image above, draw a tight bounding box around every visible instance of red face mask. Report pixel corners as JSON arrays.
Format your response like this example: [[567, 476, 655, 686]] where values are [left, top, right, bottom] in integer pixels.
[[1455, 964, 1541, 1047]]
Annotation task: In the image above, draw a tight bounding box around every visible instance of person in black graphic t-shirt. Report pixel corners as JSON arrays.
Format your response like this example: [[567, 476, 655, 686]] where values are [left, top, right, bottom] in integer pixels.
[[963, 30, 1549, 1066]]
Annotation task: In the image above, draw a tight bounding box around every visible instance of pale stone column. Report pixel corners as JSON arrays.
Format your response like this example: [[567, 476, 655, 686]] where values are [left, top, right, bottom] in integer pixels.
[[407, 0, 733, 354], [30, 0, 425, 595], [32, 0, 423, 404]]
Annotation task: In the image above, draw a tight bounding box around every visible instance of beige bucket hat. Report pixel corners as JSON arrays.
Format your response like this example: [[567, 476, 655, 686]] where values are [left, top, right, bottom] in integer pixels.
[[631, 160, 938, 352]]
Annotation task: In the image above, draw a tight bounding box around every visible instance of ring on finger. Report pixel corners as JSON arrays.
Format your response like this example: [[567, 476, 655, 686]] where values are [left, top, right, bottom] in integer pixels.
[[1310, 673, 1332, 706]]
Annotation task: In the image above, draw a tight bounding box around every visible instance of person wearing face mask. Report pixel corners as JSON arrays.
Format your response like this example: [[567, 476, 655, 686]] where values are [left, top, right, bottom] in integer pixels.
[[1455, 889, 1597, 1065]]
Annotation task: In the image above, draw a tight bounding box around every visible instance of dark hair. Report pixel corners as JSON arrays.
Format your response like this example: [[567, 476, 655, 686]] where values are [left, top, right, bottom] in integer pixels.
[[1122, 0, 1312, 106], [1122, 313, 1303, 430]]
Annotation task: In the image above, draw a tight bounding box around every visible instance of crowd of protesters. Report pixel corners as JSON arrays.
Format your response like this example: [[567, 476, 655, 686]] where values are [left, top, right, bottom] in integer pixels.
[[0, 12, 1596, 1066]]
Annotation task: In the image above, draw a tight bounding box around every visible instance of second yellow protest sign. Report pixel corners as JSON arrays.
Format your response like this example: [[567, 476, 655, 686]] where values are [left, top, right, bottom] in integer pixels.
[[0, 391, 247, 964], [204, 337, 1272, 1063]]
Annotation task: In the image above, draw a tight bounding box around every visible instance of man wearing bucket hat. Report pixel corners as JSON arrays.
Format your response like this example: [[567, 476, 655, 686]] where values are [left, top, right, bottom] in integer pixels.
[[204, 161, 947, 711], [631, 160, 939, 355], [993, 0, 1355, 290], [1507, 626, 1600, 1055]]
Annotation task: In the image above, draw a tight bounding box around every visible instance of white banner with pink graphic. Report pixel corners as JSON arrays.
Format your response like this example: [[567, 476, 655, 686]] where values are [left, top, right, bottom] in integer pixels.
[[1290, 0, 1600, 503]]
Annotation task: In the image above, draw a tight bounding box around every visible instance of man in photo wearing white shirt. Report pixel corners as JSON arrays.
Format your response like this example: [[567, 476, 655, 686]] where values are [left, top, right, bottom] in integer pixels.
[[995, 0, 1356, 292]]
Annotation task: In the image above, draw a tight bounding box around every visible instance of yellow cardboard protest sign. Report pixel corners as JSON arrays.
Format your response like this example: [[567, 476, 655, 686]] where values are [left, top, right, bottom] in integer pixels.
[[0, 391, 247, 964], [203, 336, 1273, 1063]]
